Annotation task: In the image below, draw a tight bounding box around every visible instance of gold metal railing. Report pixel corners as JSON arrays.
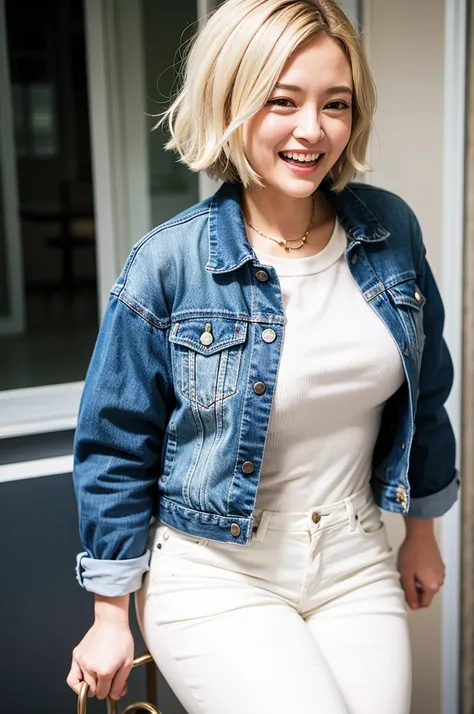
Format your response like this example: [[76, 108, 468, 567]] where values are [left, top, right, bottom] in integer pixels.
[[77, 652, 162, 714]]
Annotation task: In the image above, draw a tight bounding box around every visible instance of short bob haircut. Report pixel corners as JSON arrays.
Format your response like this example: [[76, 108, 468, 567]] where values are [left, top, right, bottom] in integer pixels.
[[156, 0, 376, 193]]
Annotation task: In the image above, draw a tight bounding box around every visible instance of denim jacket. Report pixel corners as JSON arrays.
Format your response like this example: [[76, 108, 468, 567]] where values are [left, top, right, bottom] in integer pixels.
[[74, 179, 458, 596]]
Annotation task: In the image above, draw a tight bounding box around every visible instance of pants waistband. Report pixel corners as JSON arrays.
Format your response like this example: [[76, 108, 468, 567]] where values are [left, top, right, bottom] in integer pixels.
[[252, 482, 375, 541]]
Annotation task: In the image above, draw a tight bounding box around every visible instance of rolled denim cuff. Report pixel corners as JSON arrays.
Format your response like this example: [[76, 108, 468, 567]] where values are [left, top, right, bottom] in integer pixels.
[[407, 470, 460, 518], [75, 550, 151, 596]]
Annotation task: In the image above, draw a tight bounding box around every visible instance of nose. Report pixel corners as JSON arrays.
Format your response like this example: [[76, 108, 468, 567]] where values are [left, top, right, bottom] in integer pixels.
[[293, 108, 324, 144]]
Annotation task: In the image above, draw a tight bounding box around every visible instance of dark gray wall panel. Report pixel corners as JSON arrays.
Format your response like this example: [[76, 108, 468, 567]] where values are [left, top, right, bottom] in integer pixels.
[[0, 473, 185, 714]]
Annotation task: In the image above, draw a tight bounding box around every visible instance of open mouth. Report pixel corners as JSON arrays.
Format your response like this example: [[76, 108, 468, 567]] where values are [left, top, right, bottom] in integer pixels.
[[278, 151, 325, 168]]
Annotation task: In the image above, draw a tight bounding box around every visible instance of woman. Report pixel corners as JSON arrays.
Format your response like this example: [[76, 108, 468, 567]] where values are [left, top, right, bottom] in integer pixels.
[[67, 1, 458, 712]]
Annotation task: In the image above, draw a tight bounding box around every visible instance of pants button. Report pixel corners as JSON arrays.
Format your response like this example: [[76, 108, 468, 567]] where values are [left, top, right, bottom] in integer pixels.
[[312, 512, 321, 524]]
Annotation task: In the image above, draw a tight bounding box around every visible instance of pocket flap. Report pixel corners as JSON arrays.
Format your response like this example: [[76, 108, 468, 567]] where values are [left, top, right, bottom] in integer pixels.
[[389, 280, 426, 310], [169, 318, 248, 355]]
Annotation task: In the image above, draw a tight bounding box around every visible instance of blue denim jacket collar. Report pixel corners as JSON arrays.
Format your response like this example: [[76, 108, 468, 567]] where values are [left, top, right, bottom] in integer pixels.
[[206, 178, 390, 274]]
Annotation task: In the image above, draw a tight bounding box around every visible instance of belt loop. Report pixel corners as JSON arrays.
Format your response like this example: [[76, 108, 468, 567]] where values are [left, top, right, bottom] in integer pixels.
[[255, 511, 272, 542], [344, 497, 356, 532]]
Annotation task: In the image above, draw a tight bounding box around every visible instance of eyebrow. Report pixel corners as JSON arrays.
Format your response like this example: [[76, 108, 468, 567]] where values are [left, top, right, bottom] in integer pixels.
[[274, 82, 353, 96]]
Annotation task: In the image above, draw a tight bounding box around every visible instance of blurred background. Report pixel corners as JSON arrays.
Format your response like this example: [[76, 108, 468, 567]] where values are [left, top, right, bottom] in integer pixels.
[[0, 0, 470, 712]]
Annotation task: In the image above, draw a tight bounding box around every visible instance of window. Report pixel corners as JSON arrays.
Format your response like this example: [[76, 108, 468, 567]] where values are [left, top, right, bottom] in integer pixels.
[[0, 0, 97, 397], [0, 0, 208, 437], [13, 82, 58, 158]]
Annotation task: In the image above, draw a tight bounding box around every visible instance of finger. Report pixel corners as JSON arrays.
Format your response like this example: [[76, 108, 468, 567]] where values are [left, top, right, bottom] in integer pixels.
[[419, 581, 439, 608], [66, 658, 84, 695], [96, 674, 114, 701], [120, 684, 128, 698], [82, 668, 98, 698], [401, 574, 420, 609], [109, 664, 132, 701], [419, 588, 435, 608]]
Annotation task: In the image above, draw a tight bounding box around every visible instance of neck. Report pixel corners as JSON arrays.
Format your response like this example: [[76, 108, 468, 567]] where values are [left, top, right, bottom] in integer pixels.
[[242, 186, 315, 241], [241, 185, 327, 243]]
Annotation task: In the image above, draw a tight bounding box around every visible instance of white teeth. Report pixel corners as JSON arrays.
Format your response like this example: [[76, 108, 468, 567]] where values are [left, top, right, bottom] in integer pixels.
[[281, 152, 321, 163]]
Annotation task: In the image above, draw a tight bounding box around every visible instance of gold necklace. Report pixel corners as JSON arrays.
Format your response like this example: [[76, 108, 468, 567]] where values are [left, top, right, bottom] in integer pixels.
[[243, 198, 315, 253]]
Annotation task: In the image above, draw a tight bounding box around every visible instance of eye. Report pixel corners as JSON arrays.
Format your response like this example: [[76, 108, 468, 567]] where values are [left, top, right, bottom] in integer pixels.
[[325, 100, 351, 111], [267, 98, 295, 108]]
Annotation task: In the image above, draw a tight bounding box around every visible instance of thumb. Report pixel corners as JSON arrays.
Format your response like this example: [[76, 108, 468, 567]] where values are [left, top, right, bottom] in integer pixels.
[[66, 658, 84, 695]]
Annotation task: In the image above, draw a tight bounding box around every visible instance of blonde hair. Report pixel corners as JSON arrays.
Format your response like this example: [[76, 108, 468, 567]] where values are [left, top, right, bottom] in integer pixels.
[[156, 0, 376, 192]]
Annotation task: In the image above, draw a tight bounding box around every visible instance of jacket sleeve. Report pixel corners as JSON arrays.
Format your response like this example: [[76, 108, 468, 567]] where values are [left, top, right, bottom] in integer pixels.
[[407, 246, 459, 518], [73, 293, 173, 596]]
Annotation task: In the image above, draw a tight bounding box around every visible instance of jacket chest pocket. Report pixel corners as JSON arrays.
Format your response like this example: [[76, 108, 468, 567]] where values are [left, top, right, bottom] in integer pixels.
[[169, 318, 248, 408], [388, 279, 426, 355]]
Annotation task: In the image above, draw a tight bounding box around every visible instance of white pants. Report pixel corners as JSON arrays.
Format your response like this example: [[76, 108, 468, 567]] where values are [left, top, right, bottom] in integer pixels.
[[136, 484, 411, 714]]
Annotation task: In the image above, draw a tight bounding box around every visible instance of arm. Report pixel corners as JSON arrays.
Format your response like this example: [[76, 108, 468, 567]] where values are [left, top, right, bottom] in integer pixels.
[[68, 292, 173, 699], [73, 293, 173, 596], [399, 242, 457, 608], [407, 249, 458, 517]]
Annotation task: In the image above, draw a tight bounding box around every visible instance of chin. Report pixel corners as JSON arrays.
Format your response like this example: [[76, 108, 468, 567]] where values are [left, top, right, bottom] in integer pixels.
[[268, 176, 322, 199]]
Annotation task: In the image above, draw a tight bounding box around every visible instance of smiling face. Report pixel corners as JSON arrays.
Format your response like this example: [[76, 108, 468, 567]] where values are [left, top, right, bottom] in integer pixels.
[[243, 35, 354, 199]]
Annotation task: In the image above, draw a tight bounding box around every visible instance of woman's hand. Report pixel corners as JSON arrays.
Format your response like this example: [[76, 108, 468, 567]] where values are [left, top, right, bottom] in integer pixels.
[[397, 518, 445, 610], [67, 595, 134, 701]]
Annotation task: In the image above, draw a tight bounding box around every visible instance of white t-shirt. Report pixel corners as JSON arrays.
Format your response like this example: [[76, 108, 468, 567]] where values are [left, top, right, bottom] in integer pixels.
[[254, 218, 405, 511]]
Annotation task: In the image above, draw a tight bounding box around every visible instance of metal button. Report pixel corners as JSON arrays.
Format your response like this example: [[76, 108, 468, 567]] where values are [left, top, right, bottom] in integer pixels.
[[253, 381, 266, 395], [262, 328, 277, 343], [200, 332, 213, 346], [231, 523, 241, 538], [414, 291, 422, 304], [242, 461, 255, 474], [396, 485, 408, 505], [256, 270, 269, 282], [312, 512, 321, 524], [401, 443, 406, 450], [351, 254, 358, 265], [200, 323, 213, 346]]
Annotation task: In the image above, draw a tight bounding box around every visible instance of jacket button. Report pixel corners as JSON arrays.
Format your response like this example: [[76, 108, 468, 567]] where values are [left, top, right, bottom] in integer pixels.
[[256, 270, 269, 282], [200, 332, 213, 346], [396, 485, 408, 505], [351, 254, 358, 265], [262, 328, 277, 343], [253, 381, 266, 395], [414, 291, 422, 303], [200, 323, 214, 346], [401, 443, 406, 450], [242, 461, 255, 474], [231, 523, 241, 538]]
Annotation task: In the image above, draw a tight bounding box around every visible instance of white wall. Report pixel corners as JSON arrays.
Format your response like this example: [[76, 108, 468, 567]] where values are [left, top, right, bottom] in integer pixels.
[[363, 1, 458, 713], [339, 0, 360, 24]]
